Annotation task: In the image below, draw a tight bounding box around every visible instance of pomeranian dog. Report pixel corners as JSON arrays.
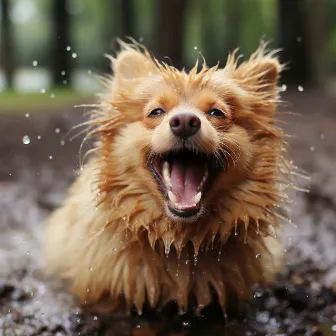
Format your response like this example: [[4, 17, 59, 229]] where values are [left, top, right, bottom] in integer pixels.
[[44, 42, 294, 313]]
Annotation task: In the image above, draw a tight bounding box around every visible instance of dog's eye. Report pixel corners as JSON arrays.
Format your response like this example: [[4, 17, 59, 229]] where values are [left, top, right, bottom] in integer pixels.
[[208, 108, 226, 118], [149, 108, 165, 117]]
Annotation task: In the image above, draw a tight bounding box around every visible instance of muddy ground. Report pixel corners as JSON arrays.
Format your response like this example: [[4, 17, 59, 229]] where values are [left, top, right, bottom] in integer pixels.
[[0, 90, 336, 335]]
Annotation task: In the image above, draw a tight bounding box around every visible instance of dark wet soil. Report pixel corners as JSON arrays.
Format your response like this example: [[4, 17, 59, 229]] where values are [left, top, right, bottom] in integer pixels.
[[1, 89, 336, 335]]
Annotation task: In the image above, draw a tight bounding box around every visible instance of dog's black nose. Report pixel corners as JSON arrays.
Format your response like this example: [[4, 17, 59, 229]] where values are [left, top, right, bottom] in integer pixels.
[[169, 113, 201, 138]]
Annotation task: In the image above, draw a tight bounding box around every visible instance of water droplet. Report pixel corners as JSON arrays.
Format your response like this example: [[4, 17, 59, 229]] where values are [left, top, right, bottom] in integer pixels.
[[254, 291, 262, 298], [66, 46, 71, 51], [55, 128, 60, 133], [111, 248, 116, 252], [182, 321, 190, 327], [77, 319, 81, 323], [256, 253, 262, 259], [194, 46, 198, 50], [32, 60, 38, 67], [88, 266, 92, 271], [60, 140, 65, 146], [41, 88, 46, 94], [61, 71, 66, 76], [27, 251, 30, 255], [25, 113, 30, 118], [320, 133, 325, 140], [310, 146, 315, 152], [8, 309, 11, 313], [86, 288, 90, 292], [93, 316, 98, 321], [49, 155, 53, 160], [280, 84, 287, 92], [185, 260, 189, 265], [298, 85, 304, 92], [50, 93, 55, 99], [63, 80, 68, 85], [37, 135, 41, 140], [22, 135, 31, 145], [72, 52, 77, 59]]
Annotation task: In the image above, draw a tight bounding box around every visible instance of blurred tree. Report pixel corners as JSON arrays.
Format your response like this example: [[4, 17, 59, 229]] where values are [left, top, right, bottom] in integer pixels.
[[0, 0, 15, 89], [199, 0, 220, 66], [225, 0, 243, 54], [121, 0, 134, 38], [99, 0, 135, 72], [51, 0, 71, 86], [305, 0, 326, 89], [277, 0, 311, 85], [157, 0, 189, 68]]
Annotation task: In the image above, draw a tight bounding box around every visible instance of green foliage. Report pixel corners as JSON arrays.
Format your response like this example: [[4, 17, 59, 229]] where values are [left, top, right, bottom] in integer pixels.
[[0, 88, 92, 113]]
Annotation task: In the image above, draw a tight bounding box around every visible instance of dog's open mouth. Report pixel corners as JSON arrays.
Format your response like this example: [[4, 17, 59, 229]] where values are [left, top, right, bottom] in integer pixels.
[[149, 149, 224, 219]]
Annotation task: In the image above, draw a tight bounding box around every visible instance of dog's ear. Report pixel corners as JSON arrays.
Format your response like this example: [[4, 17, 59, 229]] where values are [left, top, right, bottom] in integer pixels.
[[113, 49, 156, 80], [231, 49, 282, 97]]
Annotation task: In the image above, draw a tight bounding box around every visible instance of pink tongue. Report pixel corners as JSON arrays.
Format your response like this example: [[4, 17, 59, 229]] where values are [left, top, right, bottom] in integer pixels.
[[170, 158, 204, 206]]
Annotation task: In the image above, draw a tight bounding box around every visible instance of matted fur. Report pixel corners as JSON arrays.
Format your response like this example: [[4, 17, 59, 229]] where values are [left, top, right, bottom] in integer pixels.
[[44, 42, 296, 313]]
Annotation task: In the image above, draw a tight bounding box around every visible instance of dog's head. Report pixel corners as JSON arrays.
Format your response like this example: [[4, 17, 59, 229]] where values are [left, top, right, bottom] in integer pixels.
[[93, 43, 288, 231]]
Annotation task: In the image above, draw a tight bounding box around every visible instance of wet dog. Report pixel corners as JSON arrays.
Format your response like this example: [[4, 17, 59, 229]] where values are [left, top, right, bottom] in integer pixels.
[[44, 42, 294, 313]]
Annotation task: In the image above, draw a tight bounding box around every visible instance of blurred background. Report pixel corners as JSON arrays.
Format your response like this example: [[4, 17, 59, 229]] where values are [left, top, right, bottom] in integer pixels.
[[1, 0, 336, 96], [1, 1, 336, 335]]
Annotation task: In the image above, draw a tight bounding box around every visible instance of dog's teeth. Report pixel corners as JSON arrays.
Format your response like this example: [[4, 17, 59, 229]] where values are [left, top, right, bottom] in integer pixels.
[[162, 161, 171, 187], [168, 190, 177, 203], [193, 192, 202, 205]]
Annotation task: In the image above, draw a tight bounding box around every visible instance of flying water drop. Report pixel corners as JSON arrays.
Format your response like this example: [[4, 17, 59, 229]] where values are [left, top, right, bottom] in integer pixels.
[[22, 135, 30, 145]]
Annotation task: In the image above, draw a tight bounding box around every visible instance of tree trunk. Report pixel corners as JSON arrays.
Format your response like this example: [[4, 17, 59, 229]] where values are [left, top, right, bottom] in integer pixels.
[[305, 0, 326, 89], [121, 0, 134, 38], [51, 0, 71, 86], [0, 0, 15, 89], [225, 0, 243, 54], [277, 0, 310, 86], [157, 0, 189, 68]]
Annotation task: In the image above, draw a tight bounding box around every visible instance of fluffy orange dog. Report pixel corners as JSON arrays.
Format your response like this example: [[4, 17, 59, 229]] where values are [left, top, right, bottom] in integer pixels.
[[44, 42, 293, 313]]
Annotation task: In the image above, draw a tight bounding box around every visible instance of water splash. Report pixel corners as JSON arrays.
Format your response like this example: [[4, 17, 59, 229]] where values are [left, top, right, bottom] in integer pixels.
[[22, 135, 30, 145], [280, 84, 287, 92]]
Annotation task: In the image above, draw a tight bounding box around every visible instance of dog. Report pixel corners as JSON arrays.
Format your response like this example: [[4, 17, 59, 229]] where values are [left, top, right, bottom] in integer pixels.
[[44, 42, 294, 314]]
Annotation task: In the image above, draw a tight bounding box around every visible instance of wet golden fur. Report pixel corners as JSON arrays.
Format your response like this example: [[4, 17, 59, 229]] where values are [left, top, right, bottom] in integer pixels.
[[44, 42, 295, 313]]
